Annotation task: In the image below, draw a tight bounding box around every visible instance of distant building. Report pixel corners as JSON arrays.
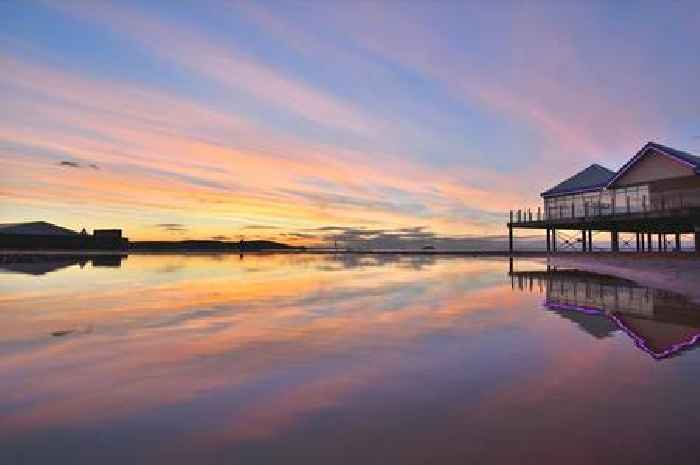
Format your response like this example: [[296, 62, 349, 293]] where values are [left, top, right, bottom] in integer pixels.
[[0, 221, 128, 250], [94, 229, 123, 239], [0, 221, 80, 236], [509, 142, 700, 253]]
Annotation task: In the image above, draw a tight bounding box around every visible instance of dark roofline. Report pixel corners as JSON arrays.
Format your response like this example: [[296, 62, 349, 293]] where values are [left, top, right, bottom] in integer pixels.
[[0, 221, 79, 236], [606, 141, 700, 188], [541, 185, 606, 198], [540, 163, 615, 198]]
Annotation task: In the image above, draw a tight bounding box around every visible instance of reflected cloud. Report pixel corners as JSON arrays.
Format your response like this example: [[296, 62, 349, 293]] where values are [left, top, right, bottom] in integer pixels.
[[0, 255, 513, 438], [2, 255, 700, 464]]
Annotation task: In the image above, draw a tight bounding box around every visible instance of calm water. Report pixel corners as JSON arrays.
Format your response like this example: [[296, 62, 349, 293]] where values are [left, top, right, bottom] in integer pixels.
[[2, 253, 700, 464]]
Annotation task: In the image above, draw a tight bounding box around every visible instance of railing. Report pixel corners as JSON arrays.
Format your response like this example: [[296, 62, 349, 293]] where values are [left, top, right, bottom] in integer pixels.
[[509, 189, 700, 224]]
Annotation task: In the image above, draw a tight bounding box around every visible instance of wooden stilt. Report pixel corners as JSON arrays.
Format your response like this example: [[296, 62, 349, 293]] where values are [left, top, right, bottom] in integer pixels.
[[509, 226, 513, 254], [611, 231, 619, 252]]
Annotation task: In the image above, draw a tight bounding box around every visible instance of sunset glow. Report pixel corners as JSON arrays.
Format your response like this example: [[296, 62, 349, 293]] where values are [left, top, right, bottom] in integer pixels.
[[2, 1, 699, 243]]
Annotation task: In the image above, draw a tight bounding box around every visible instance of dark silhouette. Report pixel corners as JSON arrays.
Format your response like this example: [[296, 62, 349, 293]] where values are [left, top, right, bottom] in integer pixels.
[[0, 253, 125, 275], [0, 222, 128, 250]]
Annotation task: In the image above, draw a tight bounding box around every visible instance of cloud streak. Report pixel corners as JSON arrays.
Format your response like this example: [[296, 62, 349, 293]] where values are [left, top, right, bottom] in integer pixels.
[[58, 160, 99, 169], [3, 1, 698, 240]]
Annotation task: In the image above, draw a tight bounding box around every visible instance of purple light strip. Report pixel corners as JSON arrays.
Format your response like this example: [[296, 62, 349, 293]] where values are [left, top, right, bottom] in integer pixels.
[[544, 300, 700, 360], [608, 313, 700, 361], [544, 300, 603, 315]]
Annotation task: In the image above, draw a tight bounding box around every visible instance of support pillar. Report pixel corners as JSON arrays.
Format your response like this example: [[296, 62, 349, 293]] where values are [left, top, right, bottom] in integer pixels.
[[581, 230, 587, 252], [611, 231, 619, 252], [552, 229, 557, 252], [658, 234, 662, 252], [695, 227, 700, 253], [509, 225, 513, 254], [636, 233, 640, 252], [589, 230, 593, 252], [675, 233, 681, 252], [546, 229, 551, 253], [647, 233, 652, 252]]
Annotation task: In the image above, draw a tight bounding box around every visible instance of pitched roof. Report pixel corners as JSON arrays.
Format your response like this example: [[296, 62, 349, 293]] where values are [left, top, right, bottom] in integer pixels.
[[0, 221, 79, 236], [541, 164, 616, 198], [607, 141, 700, 187], [647, 142, 700, 170]]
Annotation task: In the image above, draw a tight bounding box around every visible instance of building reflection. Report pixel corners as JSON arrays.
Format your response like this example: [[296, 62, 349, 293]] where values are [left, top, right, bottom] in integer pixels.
[[510, 264, 700, 360], [0, 254, 125, 275]]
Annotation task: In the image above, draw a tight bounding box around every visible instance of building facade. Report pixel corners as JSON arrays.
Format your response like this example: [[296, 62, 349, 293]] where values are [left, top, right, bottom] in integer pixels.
[[542, 142, 700, 220], [509, 142, 700, 252]]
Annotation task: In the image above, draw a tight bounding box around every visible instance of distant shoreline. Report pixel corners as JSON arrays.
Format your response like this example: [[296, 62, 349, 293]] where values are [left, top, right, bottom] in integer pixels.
[[1, 249, 699, 258]]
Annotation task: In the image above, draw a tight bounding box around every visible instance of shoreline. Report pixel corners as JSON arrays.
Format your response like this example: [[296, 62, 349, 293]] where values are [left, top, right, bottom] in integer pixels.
[[1, 249, 699, 258]]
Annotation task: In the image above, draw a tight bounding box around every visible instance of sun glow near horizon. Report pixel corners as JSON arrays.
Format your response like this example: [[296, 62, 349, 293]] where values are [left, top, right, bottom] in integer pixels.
[[2, 1, 700, 243]]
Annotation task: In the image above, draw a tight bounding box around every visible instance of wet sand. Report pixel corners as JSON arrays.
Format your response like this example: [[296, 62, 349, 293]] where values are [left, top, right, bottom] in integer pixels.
[[549, 254, 700, 302]]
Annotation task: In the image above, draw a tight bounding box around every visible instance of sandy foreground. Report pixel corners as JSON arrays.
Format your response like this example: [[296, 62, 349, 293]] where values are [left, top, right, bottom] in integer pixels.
[[548, 254, 700, 302]]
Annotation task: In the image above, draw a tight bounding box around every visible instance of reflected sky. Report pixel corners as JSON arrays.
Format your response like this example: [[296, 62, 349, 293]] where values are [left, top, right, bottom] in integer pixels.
[[2, 254, 700, 464]]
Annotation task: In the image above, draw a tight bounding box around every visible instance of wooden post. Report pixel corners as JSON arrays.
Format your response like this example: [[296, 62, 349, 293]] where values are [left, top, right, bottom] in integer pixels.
[[546, 229, 551, 253], [509, 225, 513, 254], [636, 233, 640, 252], [647, 233, 652, 251], [581, 230, 587, 252], [675, 233, 681, 251], [589, 230, 593, 252], [611, 231, 619, 252], [552, 229, 557, 252], [658, 234, 662, 252]]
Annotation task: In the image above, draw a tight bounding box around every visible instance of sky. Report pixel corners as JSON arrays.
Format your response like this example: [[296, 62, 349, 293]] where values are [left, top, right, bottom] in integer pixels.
[[2, 1, 700, 245]]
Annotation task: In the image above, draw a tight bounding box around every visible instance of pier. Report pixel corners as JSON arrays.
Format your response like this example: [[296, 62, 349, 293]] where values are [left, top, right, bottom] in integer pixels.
[[508, 142, 700, 253]]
